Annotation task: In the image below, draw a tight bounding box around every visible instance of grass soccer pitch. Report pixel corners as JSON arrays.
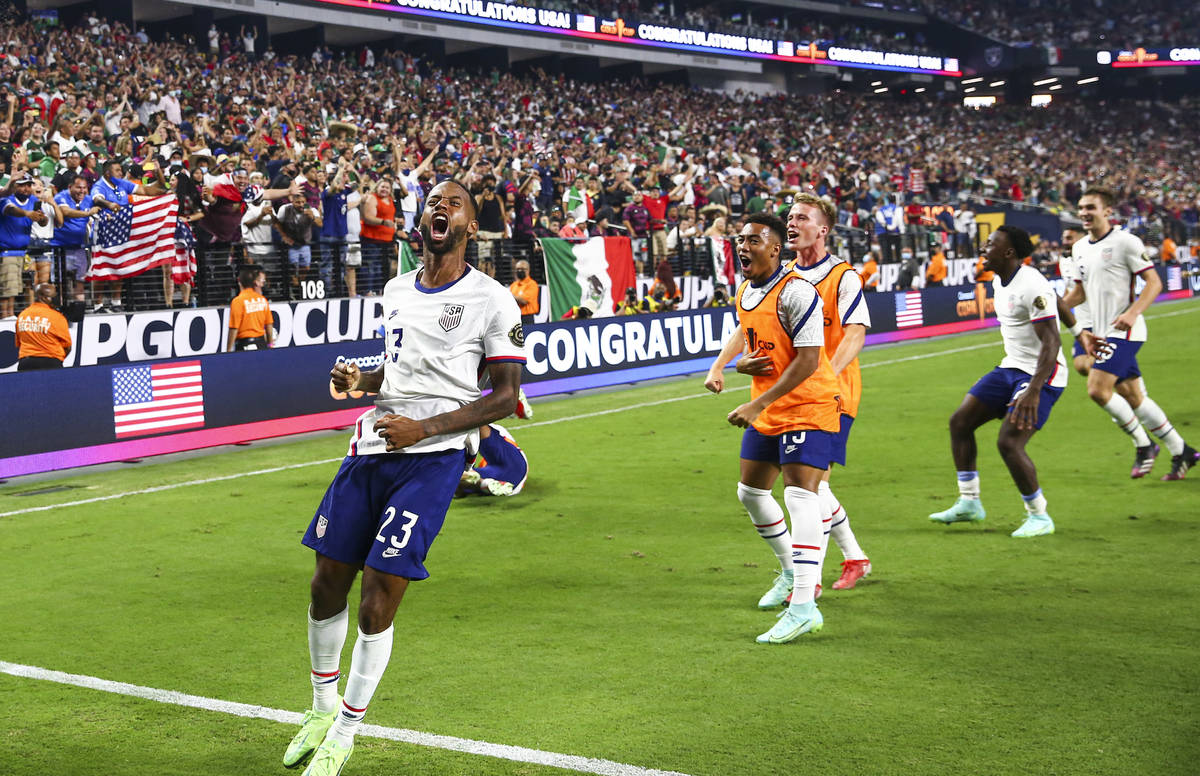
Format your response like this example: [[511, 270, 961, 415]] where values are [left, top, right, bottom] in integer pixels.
[[2, 300, 1198, 776]]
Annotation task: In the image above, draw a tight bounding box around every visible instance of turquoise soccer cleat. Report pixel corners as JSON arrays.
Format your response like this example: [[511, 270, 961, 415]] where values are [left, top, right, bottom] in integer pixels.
[[929, 498, 986, 524], [1011, 513, 1055, 538], [757, 569, 794, 609], [756, 601, 823, 644], [302, 738, 354, 776], [283, 707, 338, 769]]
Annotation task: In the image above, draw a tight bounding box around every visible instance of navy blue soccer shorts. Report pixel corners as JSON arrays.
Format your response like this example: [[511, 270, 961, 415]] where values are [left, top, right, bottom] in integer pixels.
[[302, 450, 464, 580], [968, 366, 1064, 430], [1091, 338, 1142, 382], [740, 427, 834, 470], [829, 414, 855, 467]]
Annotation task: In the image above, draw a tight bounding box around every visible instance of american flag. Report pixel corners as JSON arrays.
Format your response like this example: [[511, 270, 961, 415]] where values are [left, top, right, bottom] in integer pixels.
[[172, 219, 197, 285], [112, 361, 205, 439], [895, 290, 924, 328], [87, 195, 180, 280]]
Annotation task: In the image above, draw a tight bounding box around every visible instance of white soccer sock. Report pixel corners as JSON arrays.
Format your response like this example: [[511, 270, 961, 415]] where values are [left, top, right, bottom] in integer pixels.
[[328, 625, 394, 746], [1021, 488, 1048, 516], [1103, 395, 1152, 448], [820, 481, 867, 561], [784, 486, 822, 607], [1133, 397, 1185, 456], [308, 606, 349, 714], [738, 482, 792, 571], [956, 471, 980, 500]]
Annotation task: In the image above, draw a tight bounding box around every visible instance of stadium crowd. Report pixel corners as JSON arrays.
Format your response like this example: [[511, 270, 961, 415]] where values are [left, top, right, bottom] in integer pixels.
[[0, 10, 1196, 315]]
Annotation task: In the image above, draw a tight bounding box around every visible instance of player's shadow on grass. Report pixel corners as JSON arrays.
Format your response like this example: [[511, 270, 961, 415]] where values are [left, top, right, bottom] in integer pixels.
[[452, 479, 557, 511]]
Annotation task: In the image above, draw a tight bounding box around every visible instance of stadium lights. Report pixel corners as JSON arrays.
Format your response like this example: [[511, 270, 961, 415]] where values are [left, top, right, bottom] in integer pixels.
[[914, 87, 926, 93], [1049, 84, 1063, 90], [874, 87, 888, 93], [1077, 76, 1099, 85], [964, 87, 976, 93], [870, 80, 882, 86], [1034, 77, 1058, 86], [989, 80, 1006, 87], [962, 77, 983, 84]]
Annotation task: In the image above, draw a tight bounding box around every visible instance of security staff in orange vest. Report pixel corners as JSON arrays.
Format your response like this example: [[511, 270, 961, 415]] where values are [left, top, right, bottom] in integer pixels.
[[704, 212, 840, 644], [508, 259, 539, 325], [227, 266, 275, 351], [926, 247, 948, 286], [15, 282, 71, 370]]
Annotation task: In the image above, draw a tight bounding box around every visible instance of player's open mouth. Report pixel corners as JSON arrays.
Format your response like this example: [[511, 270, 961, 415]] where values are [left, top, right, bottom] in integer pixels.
[[431, 213, 450, 240], [739, 256, 752, 270]]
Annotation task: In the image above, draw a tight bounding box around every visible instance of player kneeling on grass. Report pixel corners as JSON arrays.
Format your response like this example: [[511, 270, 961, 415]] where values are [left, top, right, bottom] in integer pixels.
[[712, 213, 842, 644], [459, 423, 528, 496], [929, 226, 1067, 538], [284, 181, 526, 776]]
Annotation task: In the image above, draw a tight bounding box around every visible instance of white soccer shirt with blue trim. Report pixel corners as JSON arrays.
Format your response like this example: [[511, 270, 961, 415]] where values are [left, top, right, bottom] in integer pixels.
[[1070, 228, 1153, 342], [737, 266, 825, 349], [348, 265, 526, 456], [792, 254, 872, 330], [993, 265, 1068, 388], [1058, 252, 1092, 329]]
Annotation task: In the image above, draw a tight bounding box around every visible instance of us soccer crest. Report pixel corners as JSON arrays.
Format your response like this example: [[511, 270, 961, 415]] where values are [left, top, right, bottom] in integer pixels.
[[439, 304, 465, 332], [316, 515, 328, 538]]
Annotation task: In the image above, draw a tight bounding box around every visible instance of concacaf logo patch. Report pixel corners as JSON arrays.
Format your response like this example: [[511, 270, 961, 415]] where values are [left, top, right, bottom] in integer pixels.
[[509, 322, 525, 347], [1033, 295, 1048, 310]]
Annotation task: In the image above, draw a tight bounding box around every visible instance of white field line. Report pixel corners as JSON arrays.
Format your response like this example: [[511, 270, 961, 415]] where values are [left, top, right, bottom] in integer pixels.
[[0, 660, 692, 776], [4, 302, 1196, 519]]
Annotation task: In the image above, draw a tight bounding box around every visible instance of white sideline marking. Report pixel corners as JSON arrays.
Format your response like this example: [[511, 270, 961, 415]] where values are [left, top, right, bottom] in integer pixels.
[[3, 304, 1195, 519], [0, 660, 692, 776]]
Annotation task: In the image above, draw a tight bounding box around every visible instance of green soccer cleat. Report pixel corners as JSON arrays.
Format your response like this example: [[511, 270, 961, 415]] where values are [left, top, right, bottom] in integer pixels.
[[302, 738, 354, 776], [757, 569, 794, 609], [756, 601, 823, 644], [283, 708, 338, 769], [1011, 513, 1055, 538], [929, 498, 986, 524]]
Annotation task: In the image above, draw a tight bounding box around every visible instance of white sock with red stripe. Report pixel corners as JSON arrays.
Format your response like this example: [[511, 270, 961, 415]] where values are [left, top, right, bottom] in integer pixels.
[[820, 481, 866, 561], [308, 606, 348, 714], [327, 625, 394, 746], [1133, 397, 1185, 456], [815, 483, 832, 569], [784, 486, 822, 606], [737, 482, 791, 571], [1102, 395, 1152, 447]]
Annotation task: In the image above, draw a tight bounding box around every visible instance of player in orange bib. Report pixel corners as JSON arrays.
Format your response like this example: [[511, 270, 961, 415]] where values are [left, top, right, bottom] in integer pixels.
[[704, 212, 841, 644], [781, 194, 873, 591]]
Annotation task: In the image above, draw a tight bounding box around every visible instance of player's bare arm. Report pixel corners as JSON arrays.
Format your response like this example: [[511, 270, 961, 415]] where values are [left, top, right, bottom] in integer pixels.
[[705, 324, 747, 393], [828, 323, 866, 376], [1008, 319, 1061, 431], [1114, 268, 1160, 331], [727, 345, 820, 428], [374, 362, 522, 451]]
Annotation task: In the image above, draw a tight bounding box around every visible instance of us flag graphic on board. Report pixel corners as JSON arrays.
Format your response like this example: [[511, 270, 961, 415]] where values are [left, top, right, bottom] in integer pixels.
[[894, 291, 924, 328], [111, 361, 205, 439]]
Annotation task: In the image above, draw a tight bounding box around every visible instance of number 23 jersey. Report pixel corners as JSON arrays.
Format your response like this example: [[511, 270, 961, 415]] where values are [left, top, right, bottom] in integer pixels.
[[348, 265, 526, 456]]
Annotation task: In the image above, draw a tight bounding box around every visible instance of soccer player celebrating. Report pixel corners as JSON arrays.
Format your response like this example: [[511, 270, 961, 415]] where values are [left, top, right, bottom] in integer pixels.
[[1059, 186, 1198, 480], [709, 212, 842, 644], [285, 180, 525, 776], [1057, 218, 1160, 477], [929, 226, 1067, 538], [783, 195, 873, 590]]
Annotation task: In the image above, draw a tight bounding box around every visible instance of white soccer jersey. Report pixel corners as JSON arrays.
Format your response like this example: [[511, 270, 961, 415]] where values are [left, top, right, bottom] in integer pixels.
[[1071, 228, 1153, 341], [1057, 252, 1092, 329], [347, 265, 526, 456], [791, 254, 872, 329], [738, 266, 825, 349], [993, 265, 1068, 388]]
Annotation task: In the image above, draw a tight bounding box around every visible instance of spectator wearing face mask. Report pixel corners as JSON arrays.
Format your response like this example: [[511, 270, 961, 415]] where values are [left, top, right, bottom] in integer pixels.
[[508, 258, 539, 325]]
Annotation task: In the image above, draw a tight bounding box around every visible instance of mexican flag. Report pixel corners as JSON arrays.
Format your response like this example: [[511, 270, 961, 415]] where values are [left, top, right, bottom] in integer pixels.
[[399, 240, 420, 273], [540, 237, 636, 320]]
